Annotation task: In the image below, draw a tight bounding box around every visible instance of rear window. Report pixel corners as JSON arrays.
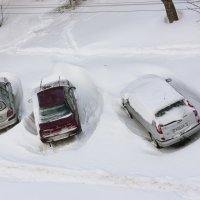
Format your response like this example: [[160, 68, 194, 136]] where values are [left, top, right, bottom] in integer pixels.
[[38, 86, 65, 108], [40, 103, 71, 122], [155, 100, 185, 117], [38, 86, 72, 122]]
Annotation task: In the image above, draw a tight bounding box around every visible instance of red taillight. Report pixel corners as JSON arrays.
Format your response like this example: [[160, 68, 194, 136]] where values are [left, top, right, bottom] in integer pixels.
[[192, 110, 200, 123], [7, 109, 13, 117], [193, 109, 198, 117], [153, 120, 163, 134], [186, 100, 200, 121], [156, 124, 163, 134], [187, 100, 194, 108], [40, 126, 62, 135], [51, 127, 62, 132], [40, 120, 77, 136]]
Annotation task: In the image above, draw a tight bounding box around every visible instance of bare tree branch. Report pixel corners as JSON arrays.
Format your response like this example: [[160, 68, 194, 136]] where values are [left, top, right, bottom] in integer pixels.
[[187, 0, 200, 14], [0, 0, 8, 27], [56, 0, 86, 13]]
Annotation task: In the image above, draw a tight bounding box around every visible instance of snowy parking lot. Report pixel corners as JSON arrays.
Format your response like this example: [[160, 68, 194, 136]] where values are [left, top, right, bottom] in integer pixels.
[[1, 0, 200, 199]]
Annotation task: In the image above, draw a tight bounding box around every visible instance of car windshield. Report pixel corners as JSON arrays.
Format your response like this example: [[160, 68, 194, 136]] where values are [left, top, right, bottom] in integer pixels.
[[40, 103, 71, 122], [38, 86, 66, 108], [38, 86, 72, 122], [155, 100, 185, 117]]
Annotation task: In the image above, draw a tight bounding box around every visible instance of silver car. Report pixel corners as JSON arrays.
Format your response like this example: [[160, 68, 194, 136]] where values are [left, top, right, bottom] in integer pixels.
[[122, 75, 200, 148], [0, 77, 18, 130]]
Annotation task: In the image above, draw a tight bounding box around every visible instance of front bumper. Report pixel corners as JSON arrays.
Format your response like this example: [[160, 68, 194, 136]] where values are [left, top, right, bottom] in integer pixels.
[[0, 115, 18, 130], [156, 123, 200, 147]]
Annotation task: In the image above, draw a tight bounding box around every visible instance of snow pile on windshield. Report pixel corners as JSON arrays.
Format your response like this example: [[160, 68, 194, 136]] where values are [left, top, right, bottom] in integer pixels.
[[157, 103, 190, 125]]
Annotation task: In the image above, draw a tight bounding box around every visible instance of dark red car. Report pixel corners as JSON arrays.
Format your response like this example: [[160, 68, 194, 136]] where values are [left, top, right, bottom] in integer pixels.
[[33, 80, 81, 143]]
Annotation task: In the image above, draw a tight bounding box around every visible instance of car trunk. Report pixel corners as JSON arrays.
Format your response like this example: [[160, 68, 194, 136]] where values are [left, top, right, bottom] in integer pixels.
[[157, 106, 198, 139]]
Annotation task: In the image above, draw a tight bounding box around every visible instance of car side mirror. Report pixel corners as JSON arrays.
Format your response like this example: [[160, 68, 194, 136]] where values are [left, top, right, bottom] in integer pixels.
[[165, 78, 172, 83], [122, 98, 129, 105], [5, 82, 10, 86], [5, 82, 11, 89], [69, 86, 76, 91]]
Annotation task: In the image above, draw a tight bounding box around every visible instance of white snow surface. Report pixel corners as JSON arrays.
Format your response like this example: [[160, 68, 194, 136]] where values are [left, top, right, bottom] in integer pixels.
[[1, 0, 200, 199]]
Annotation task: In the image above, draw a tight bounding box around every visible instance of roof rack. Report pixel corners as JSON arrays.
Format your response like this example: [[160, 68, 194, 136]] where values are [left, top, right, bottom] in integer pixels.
[[36, 76, 71, 93]]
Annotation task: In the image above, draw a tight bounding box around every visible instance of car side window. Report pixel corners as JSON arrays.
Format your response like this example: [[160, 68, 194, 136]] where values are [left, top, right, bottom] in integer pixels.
[[0, 84, 9, 99], [6, 83, 14, 101], [64, 87, 75, 111]]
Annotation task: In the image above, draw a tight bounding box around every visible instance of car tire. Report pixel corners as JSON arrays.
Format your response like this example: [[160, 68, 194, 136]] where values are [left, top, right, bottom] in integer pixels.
[[149, 132, 161, 149], [122, 105, 133, 119], [41, 138, 46, 143], [126, 108, 133, 119]]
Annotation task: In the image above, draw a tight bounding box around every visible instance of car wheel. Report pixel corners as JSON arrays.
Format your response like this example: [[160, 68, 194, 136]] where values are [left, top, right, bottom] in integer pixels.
[[122, 100, 133, 118], [149, 132, 161, 149], [40, 138, 46, 143], [16, 117, 20, 124], [125, 108, 133, 119]]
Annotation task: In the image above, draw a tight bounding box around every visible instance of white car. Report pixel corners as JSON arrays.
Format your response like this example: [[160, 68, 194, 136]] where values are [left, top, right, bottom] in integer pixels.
[[0, 77, 18, 130], [122, 75, 200, 148]]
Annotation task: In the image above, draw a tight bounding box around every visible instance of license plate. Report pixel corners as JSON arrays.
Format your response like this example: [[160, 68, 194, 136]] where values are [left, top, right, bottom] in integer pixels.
[[172, 122, 188, 133]]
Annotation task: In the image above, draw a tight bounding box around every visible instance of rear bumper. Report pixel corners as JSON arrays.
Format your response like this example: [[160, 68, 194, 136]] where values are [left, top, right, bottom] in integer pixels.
[[40, 127, 81, 143], [156, 123, 200, 147]]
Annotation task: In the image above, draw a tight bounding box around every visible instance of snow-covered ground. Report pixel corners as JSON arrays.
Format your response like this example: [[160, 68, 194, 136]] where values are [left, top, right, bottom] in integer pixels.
[[1, 0, 200, 199]]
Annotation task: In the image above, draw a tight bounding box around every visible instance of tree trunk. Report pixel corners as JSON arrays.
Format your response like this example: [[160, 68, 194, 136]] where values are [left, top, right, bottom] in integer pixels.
[[161, 0, 178, 23], [69, 0, 72, 6], [0, 5, 4, 27]]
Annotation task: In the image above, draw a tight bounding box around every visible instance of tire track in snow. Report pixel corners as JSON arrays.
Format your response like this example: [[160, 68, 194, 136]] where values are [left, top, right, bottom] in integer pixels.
[[0, 16, 54, 54], [0, 160, 200, 199], [12, 44, 200, 57], [63, 19, 79, 52]]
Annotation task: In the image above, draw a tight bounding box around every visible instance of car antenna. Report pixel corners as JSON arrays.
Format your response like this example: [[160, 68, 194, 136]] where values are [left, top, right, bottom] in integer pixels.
[[40, 79, 43, 89]]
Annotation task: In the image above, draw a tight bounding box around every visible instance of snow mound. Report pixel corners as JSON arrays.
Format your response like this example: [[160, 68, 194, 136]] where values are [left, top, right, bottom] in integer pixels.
[[22, 63, 103, 153]]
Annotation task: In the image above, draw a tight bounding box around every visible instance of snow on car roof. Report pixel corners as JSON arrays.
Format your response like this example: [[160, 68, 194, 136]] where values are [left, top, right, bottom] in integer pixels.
[[126, 75, 184, 123], [0, 77, 7, 83]]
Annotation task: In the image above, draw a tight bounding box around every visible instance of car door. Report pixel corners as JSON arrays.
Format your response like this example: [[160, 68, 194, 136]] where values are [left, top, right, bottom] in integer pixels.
[[6, 82, 15, 109], [64, 87, 75, 111]]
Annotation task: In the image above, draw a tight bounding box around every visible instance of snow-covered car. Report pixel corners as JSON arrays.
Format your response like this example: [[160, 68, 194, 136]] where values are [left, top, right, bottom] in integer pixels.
[[122, 75, 200, 148], [0, 77, 18, 130], [33, 79, 81, 143]]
